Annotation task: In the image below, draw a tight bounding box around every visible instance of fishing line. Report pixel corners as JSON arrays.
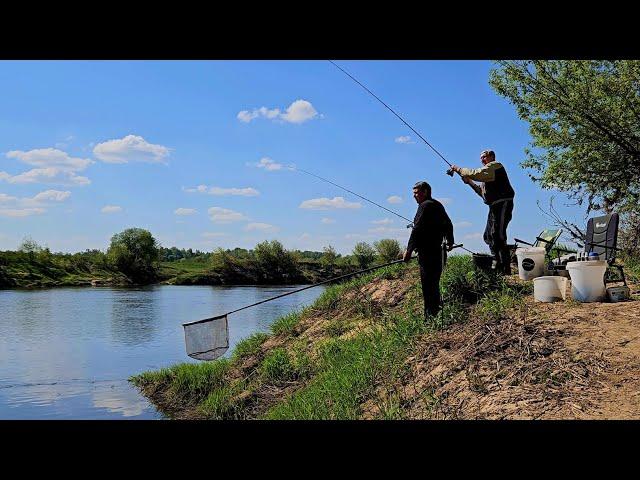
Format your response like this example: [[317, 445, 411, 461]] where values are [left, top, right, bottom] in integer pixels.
[[328, 60, 455, 173], [288, 164, 414, 225]]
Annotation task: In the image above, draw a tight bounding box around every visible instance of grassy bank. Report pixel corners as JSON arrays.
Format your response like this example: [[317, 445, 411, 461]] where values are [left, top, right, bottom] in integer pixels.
[[131, 256, 529, 419], [0, 250, 129, 288]]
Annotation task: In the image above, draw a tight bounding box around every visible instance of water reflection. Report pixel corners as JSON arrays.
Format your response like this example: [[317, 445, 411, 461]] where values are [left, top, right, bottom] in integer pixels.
[[0, 284, 324, 419], [109, 288, 159, 346]]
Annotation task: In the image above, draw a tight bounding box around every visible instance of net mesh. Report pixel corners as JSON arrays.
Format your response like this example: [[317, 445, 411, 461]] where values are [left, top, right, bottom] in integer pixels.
[[183, 314, 229, 361]]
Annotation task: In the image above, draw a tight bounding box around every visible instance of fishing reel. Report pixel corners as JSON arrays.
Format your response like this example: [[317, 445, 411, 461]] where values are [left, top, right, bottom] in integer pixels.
[[446, 167, 455, 177]]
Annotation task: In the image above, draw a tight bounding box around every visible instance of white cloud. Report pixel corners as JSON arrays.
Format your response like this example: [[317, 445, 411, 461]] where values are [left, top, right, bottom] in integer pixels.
[[237, 106, 280, 123], [255, 157, 285, 171], [300, 233, 312, 240], [464, 232, 483, 240], [101, 205, 122, 213], [454, 221, 472, 229], [371, 218, 393, 225], [185, 185, 259, 196], [0, 208, 45, 217], [174, 208, 197, 216], [0, 190, 71, 214], [436, 197, 452, 205], [0, 193, 18, 203], [7, 148, 92, 171], [32, 190, 71, 202], [321, 217, 336, 224], [299, 196, 361, 210], [208, 207, 247, 223], [2, 149, 92, 187], [237, 99, 320, 124], [245, 222, 279, 232], [0, 167, 91, 186], [93, 135, 170, 164], [395, 136, 413, 144], [202, 232, 228, 238], [387, 196, 402, 204], [280, 100, 320, 124]]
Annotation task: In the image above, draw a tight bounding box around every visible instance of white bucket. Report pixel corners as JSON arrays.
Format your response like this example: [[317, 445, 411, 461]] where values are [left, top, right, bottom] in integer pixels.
[[516, 247, 546, 281], [566, 260, 607, 302], [533, 276, 568, 302]]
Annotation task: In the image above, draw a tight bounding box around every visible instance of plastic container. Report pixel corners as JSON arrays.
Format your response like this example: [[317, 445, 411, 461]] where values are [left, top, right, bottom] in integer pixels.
[[533, 276, 568, 302], [566, 260, 607, 302], [607, 285, 630, 303], [516, 247, 546, 280], [588, 252, 600, 261]]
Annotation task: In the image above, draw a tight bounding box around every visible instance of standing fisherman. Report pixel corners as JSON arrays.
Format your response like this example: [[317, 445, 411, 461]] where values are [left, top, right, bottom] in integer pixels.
[[403, 181, 455, 319], [450, 149, 515, 274]]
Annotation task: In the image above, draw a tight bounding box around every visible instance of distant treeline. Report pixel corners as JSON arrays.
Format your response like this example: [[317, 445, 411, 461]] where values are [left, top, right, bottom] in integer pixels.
[[0, 228, 405, 288]]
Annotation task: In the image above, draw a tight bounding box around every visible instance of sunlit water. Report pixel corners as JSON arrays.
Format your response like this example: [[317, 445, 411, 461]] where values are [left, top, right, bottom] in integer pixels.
[[0, 285, 324, 419]]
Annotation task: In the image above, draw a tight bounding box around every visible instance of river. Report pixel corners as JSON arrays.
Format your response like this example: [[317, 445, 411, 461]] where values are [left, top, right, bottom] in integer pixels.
[[0, 284, 325, 419]]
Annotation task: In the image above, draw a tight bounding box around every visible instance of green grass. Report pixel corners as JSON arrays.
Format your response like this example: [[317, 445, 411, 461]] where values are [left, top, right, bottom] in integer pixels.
[[132, 254, 528, 420], [131, 359, 230, 405], [198, 385, 242, 419], [264, 310, 427, 419], [232, 332, 269, 361], [270, 310, 303, 336]]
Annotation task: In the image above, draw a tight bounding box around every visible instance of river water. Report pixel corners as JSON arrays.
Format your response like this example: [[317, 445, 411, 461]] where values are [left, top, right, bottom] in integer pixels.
[[0, 284, 324, 419]]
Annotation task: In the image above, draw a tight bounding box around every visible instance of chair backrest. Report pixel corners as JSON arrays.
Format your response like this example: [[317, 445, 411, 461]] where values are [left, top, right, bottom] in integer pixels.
[[585, 213, 619, 262], [534, 228, 562, 253]]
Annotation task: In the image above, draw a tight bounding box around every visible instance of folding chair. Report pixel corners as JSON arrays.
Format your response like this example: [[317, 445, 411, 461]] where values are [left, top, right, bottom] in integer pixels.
[[514, 228, 567, 264], [576, 213, 627, 286]]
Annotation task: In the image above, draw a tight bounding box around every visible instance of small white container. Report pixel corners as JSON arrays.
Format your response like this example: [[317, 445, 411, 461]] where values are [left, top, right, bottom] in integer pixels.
[[533, 276, 568, 302], [516, 247, 546, 281], [607, 285, 630, 303], [566, 260, 607, 302]]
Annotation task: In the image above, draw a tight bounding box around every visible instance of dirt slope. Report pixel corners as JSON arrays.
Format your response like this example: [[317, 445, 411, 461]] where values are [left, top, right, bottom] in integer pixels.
[[397, 280, 640, 419]]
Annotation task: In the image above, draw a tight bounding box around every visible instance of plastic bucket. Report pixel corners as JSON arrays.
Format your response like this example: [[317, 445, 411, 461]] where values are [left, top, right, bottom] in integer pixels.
[[566, 260, 607, 302], [472, 253, 494, 273], [516, 247, 546, 280], [533, 276, 568, 302]]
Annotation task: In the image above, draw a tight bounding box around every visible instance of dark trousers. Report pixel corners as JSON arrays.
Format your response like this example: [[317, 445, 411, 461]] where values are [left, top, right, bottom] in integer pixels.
[[483, 199, 514, 274], [418, 254, 443, 319]]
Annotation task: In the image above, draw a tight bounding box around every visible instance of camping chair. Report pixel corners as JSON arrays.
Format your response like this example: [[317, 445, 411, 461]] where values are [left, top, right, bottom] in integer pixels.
[[576, 213, 627, 286], [513, 228, 567, 264]]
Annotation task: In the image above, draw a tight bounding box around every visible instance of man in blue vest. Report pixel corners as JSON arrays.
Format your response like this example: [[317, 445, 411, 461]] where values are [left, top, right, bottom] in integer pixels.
[[450, 150, 515, 274]]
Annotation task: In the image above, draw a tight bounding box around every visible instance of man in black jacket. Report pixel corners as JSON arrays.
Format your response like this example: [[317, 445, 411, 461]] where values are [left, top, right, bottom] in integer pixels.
[[451, 150, 515, 274], [403, 181, 455, 319]]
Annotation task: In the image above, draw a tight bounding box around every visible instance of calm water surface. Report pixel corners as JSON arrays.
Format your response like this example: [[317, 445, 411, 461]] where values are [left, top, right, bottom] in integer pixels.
[[0, 285, 324, 419]]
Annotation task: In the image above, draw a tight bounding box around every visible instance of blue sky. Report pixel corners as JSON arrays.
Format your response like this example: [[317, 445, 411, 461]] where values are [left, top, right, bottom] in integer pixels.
[[0, 60, 588, 255]]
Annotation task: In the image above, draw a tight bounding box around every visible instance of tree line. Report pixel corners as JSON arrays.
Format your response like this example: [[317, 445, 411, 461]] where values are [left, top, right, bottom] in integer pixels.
[[1, 228, 405, 286]]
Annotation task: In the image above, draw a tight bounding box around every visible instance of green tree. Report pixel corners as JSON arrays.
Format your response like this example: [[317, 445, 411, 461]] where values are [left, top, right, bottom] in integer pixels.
[[374, 238, 401, 262], [321, 245, 338, 267], [352, 241, 376, 269], [19, 236, 42, 261], [107, 228, 159, 284], [252, 240, 301, 282], [489, 60, 640, 214]]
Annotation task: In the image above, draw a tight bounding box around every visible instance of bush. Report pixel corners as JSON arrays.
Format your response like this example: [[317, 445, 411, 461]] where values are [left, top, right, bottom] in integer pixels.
[[352, 242, 376, 269], [374, 239, 401, 263]]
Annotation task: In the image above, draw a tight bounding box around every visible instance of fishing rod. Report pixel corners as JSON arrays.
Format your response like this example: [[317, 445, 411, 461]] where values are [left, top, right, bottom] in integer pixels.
[[288, 164, 414, 226], [328, 60, 459, 178]]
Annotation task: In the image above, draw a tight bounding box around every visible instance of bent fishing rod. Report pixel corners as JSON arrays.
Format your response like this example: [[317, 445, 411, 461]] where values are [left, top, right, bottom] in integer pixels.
[[328, 60, 460, 178]]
